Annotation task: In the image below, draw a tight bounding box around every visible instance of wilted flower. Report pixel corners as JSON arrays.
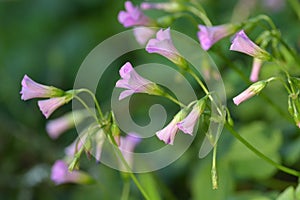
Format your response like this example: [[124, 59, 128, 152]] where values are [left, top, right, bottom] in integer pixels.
[[118, 1, 153, 28], [230, 30, 271, 60], [51, 160, 92, 185], [133, 27, 156, 45], [116, 62, 163, 100], [233, 80, 268, 105], [177, 100, 206, 135], [20, 74, 64, 100], [119, 134, 141, 170], [146, 28, 187, 68], [38, 95, 73, 119], [156, 110, 187, 145], [198, 24, 237, 50], [250, 58, 263, 82]]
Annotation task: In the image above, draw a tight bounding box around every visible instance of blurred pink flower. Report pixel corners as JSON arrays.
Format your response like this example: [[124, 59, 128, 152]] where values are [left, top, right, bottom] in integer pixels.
[[20, 74, 63, 100], [118, 1, 152, 28], [177, 100, 205, 135], [51, 160, 92, 185], [198, 24, 237, 50], [119, 134, 141, 169], [133, 27, 156, 45], [141, 2, 182, 12], [116, 62, 162, 100], [230, 30, 271, 60], [250, 58, 263, 82]]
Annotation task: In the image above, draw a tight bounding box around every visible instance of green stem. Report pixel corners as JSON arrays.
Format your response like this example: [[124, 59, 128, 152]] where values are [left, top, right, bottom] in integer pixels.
[[77, 88, 105, 120], [163, 93, 186, 107], [226, 123, 300, 177], [74, 95, 99, 123], [108, 134, 150, 200], [288, 0, 300, 20], [121, 179, 130, 200], [185, 5, 212, 26], [211, 145, 218, 189]]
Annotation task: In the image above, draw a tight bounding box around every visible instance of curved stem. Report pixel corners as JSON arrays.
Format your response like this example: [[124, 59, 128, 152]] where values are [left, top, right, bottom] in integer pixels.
[[77, 88, 104, 120], [226, 123, 300, 177], [185, 5, 212, 26], [74, 95, 99, 123], [163, 93, 186, 107]]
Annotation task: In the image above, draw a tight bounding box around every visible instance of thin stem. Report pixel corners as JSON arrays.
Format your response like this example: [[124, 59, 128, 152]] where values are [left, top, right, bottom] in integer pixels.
[[226, 123, 300, 177], [288, 0, 300, 20], [77, 88, 105, 120], [74, 95, 99, 123], [211, 145, 218, 189], [163, 93, 186, 107], [108, 134, 150, 200], [185, 5, 212, 26], [121, 179, 131, 200]]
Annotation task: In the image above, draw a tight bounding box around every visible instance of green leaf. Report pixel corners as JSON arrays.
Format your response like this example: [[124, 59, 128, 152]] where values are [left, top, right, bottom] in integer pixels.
[[229, 191, 276, 200], [276, 186, 294, 200], [227, 122, 282, 179], [190, 156, 234, 200]]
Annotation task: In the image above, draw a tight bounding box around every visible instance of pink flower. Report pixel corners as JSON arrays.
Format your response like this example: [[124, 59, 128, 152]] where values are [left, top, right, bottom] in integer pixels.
[[156, 110, 186, 145], [119, 134, 141, 169], [20, 74, 63, 100], [250, 58, 263, 82], [177, 100, 206, 135], [38, 96, 72, 119], [133, 27, 156, 45], [198, 24, 237, 50], [118, 1, 152, 28], [51, 160, 92, 185], [230, 30, 271, 60], [146, 28, 187, 68], [116, 62, 162, 100], [233, 80, 268, 105], [46, 111, 87, 139]]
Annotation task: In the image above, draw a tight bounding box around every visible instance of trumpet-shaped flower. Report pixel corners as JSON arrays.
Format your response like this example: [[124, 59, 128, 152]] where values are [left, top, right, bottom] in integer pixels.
[[250, 58, 263, 82], [118, 1, 152, 28], [230, 30, 271, 60], [38, 95, 72, 119], [141, 2, 183, 12], [51, 160, 92, 185], [156, 110, 187, 145], [177, 100, 206, 135], [116, 62, 162, 100], [20, 74, 64, 100], [198, 24, 237, 50], [133, 27, 156, 45], [146, 28, 187, 68], [233, 80, 268, 105]]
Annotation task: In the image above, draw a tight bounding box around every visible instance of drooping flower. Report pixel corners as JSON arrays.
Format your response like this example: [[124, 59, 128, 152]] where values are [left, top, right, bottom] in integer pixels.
[[141, 2, 183, 12], [133, 27, 156, 45], [230, 30, 271, 60], [46, 110, 87, 139], [198, 24, 238, 50], [177, 100, 206, 135], [115, 62, 163, 100], [250, 58, 263, 82], [119, 134, 141, 170], [146, 28, 187, 69], [233, 80, 268, 105], [118, 1, 153, 28], [156, 110, 187, 145], [38, 95, 73, 119], [51, 160, 93, 185], [20, 74, 64, 100]]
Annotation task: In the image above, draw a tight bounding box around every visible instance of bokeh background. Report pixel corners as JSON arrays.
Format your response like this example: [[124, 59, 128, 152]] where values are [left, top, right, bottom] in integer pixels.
[[1, 0, 300, 199]]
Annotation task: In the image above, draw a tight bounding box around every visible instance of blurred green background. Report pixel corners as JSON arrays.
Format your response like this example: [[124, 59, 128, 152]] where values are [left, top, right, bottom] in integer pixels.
[[0, 0, 300, 199]]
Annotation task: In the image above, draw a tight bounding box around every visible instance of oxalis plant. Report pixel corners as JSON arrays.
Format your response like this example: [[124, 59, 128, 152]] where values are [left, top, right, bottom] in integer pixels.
[[20, 1, 300, 199]]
